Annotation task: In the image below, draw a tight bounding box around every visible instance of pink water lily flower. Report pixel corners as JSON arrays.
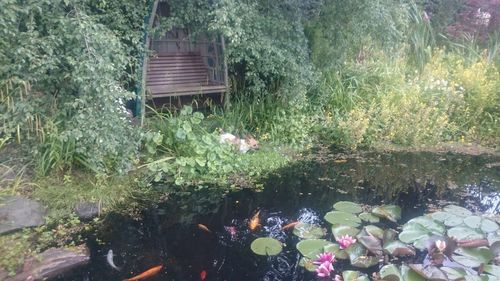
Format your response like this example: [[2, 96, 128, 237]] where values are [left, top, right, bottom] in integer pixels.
[[315, 261, 334, 278], [314, 252, 335, 265], [334, 275, 342, 281], [337, 235, 356, 249]]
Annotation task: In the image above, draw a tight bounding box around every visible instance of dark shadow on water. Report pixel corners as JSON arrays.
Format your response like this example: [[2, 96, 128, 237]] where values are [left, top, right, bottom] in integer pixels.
[[58, 151, 499, 281]]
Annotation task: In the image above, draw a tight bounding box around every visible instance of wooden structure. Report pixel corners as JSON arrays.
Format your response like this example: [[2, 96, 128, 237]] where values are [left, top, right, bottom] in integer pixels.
[[142, 2, 228, 100]]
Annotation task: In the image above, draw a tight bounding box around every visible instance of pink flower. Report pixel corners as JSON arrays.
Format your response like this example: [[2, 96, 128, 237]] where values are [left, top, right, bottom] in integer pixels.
[[315, 261, 334, 278], [337, 235, 356, 249], [334, 275, 342, 281], [314, 252, 335, 265]]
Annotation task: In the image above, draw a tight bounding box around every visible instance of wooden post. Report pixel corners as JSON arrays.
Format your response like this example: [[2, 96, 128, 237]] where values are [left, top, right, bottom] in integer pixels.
[[220, 35, 229, 104], [140, 0, 159, 127]]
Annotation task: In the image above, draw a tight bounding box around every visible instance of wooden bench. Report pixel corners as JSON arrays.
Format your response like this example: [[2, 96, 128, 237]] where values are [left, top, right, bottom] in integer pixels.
[[146, 52, 227, 98]]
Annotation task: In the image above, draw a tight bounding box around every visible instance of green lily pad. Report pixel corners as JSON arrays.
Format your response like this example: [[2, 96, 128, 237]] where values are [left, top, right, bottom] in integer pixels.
[[400, 265, 427, 281], [409, 264, 447, 281], [324, 243, 349, 259], [441, 267, 467, 280], [481, 218, 499, 233], [464, 215, 483, 229], [443, 205, 472, 217], [372, 205, 401, 222], [379, 264, 402, 281], [383, 229, 399, 243], [404, 217, 445, 235], [384, 240, 416, 256], [296, 239, 330, 259], [399, 223, 431, 244], [292, 222, 325, 239], [483, 265, 500, 277], [345, 243, 367, 261], [359, 212, 380, 223], [364, 225, 384, 240], [324, 211, 361, 227], [250, 237, 282, 256], [351, 255, 379, 268], [448, 225, 484, 240], [333, 201, 363, 214], [357, 234, 383, 256], [342, 271, 370, 281], [430, 211, 450, 222], [413, 236, 431, 251], [454, 247, 493, 264], [444, 214, 464, 227], [298, 257, 317, 272], [332, 225, 359, 240]]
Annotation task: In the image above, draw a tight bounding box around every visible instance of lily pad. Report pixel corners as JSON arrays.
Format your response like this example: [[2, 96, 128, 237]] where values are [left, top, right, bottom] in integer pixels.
[[351, 255, 379, 268], [464, 215, 482, 229], [440, 267, 467, 280], [333, 201, 363, 214], [404, 217, 446, 235], [324, 211, 361, 227], [409, 264, 447, 281], [483, 265, 500, 277], [293, 222, 325, 239], [342, 271, 370, 281], [443, 205, 472, 217], [383, 229, 399, 243], [454, 247, 493, 265], [345, 243, 367, 261], [379, 264, 402, 281], [250, 237, 282, 256], [430, 211, 464, 227], [430, 211, 450, 222], [359, 212, 380, 223], [332, 225, 359, 240], [364, 225, 384, 240], [399, 223, 431, 244], [372, 205, 401, 222], [384, 240, 416, 256], [296, 239, 330, 259], [447, 225, 484, 240], [298, 257, 317, 272], [481, 218, 499, 233], [324, 243, 349, 260], [357, 234, 383, 256]]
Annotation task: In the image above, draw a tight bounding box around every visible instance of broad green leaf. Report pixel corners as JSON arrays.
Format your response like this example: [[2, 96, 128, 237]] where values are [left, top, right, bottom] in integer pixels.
[[372, 205, 401, 222], [364, 225, 384, 240], [342, 270, 370, 281], [250, 237, 282, 256], [448, 225, 484, 240], [444, 205, 472, 217], [332, 225, 359, 240], [333, 201, 363, 214], [359, 212, 380, 223], [379, 264, 402, 281], [383, 240, 416, 256], [293, 222, 325, 239], [441, 267, 467, 280], [324, 243, 349, 259], [404, 217, 445, 235], [464, 215, 482, 229], [298, 257, 317, 272], [324, 211, 361, 227], [481, 219, 499, 233], [483, 265, 500, 277], [296, 239, 330, 259]]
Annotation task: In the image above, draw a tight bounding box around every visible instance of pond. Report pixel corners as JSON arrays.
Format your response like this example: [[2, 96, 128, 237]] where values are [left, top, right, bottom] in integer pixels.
[[60, 151, 499, 281]]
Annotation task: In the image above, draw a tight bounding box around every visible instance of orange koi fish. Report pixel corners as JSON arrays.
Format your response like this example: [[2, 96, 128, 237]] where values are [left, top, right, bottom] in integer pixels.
[[200, 270, 207, 281], [197, 224, 212, 233], [282, 221, 300, 231], [123, 265, 163, 281], [248, 210, 261, 231]]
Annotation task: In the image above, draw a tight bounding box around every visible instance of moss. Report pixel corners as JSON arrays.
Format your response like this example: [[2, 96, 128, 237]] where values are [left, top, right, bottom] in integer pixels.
[[0, 232, 31, 276]]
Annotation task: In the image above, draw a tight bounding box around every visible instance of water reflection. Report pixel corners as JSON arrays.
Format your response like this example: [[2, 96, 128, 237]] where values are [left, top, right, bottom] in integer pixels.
[[57, 151, 499, 281]]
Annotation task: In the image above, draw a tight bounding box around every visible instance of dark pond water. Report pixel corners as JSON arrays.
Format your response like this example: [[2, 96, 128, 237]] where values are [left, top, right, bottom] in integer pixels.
[[60, 151, 499, 281]]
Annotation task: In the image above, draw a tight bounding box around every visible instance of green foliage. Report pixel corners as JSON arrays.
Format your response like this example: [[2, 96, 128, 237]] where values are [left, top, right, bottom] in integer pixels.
[[0, 0, 146, 174], [143, 106, 291, 188]]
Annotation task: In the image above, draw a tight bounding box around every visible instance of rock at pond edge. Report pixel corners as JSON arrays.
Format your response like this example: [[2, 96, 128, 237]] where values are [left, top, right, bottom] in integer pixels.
[[5, 244, 90, 281], [0, 196, 45, 234], [75, 201, 99, 220]]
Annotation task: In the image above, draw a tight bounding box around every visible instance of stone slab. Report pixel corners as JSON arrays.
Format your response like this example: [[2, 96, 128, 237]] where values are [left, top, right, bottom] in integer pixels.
[[0, 196, 45, 234]]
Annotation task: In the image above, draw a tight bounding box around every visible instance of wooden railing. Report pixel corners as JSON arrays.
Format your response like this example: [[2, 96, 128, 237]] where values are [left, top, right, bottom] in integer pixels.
[[151, 38, 227, 86]]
